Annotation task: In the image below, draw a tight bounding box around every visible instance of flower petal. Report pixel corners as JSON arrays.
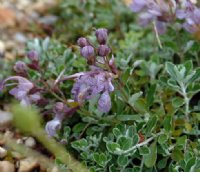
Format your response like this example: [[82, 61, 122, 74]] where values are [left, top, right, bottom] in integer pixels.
[[98, 91, 111, 113]]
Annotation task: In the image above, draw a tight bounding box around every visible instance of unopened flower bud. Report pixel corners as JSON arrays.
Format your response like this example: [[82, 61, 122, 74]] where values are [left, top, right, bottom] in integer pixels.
[[54, 102, 65, 113], [95, 28, 108, 44], [27, 50, 39, 61], [80, 45, 95, 59], [109, 56, 118, 74], [13, 61, 27, 73], [77, 37, 90, 47], [98, 45, 110, 56]]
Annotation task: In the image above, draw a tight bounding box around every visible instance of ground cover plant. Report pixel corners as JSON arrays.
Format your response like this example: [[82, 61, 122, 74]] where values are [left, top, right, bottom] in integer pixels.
[[1, 0, 200, 171]]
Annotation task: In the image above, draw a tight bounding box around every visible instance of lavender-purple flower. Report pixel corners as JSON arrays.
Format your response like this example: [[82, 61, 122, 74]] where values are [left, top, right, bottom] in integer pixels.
[[0, 76, 41, 106], [71, 67, 114, 112]]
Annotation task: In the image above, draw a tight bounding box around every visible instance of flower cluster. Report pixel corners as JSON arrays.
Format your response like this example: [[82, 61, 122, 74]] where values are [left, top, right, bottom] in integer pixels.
[[130, 0, 200, 34], [1, 28, 117, 137], [176, 0, 200, 33], [130, 0, 177, 34], [69, 29, 117, 112], [0, 50, 41, 106]]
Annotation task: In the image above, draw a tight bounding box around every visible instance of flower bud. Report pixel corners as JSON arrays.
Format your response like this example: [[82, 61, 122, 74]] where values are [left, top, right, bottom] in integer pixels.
[[109, 55, 118, 74], [27, 50, 39, 61], [54, 102, 65, 113], [13, 61, 27, 73], [77, 37, 89, 47], [98, 45, 110, 56], [45, 118, 61, 137], [80, 45, 95, 59], [95, 28, 108, 44]]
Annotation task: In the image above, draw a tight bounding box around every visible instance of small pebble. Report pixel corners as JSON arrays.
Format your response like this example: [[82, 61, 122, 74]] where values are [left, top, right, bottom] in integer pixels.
[[0, 161, 15, 172], [0, 40, 5, 58], [14, 32, 27, 43], [4, 130, 14, 138], [18, 157, 39, 172], [16, 139, 23, 144], [24, 137, 36, 148], [0, 147, 7, 158], [39, 15, 57, 25], [0, 111, 13, 129]]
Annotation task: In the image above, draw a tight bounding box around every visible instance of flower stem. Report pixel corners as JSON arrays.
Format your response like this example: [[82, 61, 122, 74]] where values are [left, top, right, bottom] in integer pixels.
[[119, 132, 162, 155]]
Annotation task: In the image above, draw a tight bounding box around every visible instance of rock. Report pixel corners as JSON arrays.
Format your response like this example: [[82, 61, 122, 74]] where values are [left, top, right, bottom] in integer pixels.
[[18, 157, 40, 172], [0, 147, 7, 158], [0, 161, 15, 172], [16, 139, 23, 144], [4, 130, 14, 138], [39, 15, 58, 25], [50, 166, 59, 172], [0, 40, 5, 58], [0, 8, 16, 28], [0, 111, 13, 129], [24, 137, 36, 148], [14, 32, 27, 43]]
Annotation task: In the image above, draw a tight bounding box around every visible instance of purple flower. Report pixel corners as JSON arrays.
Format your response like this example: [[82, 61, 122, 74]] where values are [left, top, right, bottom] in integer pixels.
[[176, 1, 200, 33], [80, 45, 95, 59], [130, 0, 177, 34], [95, 28, 108, 44], [71, 67, 114, 112], [98, 91, 111, 112], [129, 0, 148, 12], [77, 37, 90, 47], [45, 118, 61, 137], [45, 102, 77, 136], [109, 55, 118, 74], [13, 61, 27, 75], [97, 45, 110, 57], [27, 50, 39, 62], [1, 76, 41, 106]]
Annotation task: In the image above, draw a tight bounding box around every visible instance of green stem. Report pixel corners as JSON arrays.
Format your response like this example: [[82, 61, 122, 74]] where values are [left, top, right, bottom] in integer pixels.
[[118, 132, 162, 155], [180, 82, 190, 121]]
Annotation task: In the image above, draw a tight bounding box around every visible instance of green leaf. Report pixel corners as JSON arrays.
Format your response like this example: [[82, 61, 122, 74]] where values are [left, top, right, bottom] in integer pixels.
[[144, 142, 157, 168], [117, 155, 129, 167], [71, 139, 88, 151], [106, 142, 121, 153], [167, 79, 180, 90], [185, 158, 196, 172], [139, 146, 150, 155], [166, 62, 178, 81], [146, 84, 156, 108], [128, 92, 143, 107], [158, 134, 168, 144], [157, 158, 168, 169], [132, 134, 139, 146], [116, 115, 143, 122], [93, 153, 107, 167], [145, 116, 157, 136], [163, 115, 173, 133], [184, 60, 193, 75], [171, 149, 184, 162], [172, 97, 185, 108], [72, 123, 87, 133], [117, 137, 133, 150], [188, 68, 200, 83]]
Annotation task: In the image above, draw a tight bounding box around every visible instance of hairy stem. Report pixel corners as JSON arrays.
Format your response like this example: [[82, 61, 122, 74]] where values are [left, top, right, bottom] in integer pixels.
[[119, 132, 162, 155], [180, 82, 190, 121]]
